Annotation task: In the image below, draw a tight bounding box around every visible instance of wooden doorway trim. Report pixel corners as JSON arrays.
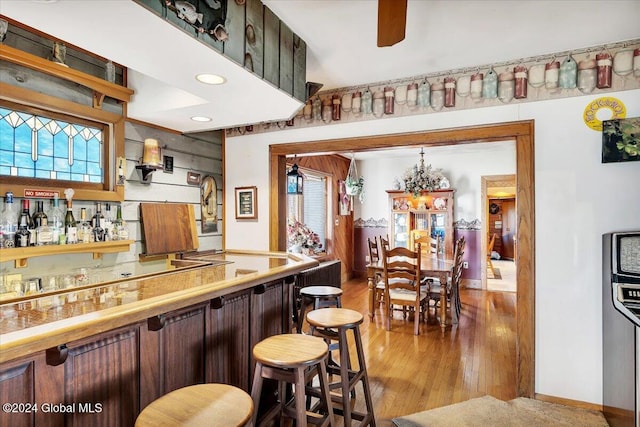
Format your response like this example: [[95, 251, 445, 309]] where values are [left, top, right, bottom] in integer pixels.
[[481, 174, 517, 290], [269, 120, 535, 397]]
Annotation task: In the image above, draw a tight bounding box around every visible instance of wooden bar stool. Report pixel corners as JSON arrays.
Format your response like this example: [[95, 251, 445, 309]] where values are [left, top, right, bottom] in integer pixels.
[[250, 333, 335, 427], [298, 285, 343, 334], [135, 383, 253, 427], [306, 308, 376, 426]]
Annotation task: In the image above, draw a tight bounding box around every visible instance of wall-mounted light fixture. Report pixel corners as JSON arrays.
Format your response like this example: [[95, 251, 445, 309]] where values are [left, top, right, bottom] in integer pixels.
[[286, 161, 304, 194], [135, 138, 163, 183]]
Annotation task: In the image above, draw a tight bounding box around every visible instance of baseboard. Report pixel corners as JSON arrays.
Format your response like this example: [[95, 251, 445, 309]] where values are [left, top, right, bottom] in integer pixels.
[[534, 393, 602, 413], [352, 270, 367, 279], [461, 279, 481, 289]]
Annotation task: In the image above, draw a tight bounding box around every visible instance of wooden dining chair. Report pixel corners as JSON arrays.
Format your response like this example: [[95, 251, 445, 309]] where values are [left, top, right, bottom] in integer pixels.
[[410, 230, 437, 254], [487, 233, 497, 277], [382, 242, 427, 335], [380, 234, 390, 249], [424, 236, 466, 321], [368, 236, 385, 307]]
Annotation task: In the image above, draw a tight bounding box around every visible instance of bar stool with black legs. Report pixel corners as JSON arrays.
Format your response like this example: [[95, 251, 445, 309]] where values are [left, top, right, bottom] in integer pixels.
[[297, 285, 343, 334], [250, 333, 335, 427], [306, 308, 376, 427], [135, 383, 253, 427]]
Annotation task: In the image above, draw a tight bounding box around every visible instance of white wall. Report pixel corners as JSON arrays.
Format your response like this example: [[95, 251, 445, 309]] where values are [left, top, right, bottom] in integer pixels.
[[225, 89, 640, 405], [354, 141, 516, 223]]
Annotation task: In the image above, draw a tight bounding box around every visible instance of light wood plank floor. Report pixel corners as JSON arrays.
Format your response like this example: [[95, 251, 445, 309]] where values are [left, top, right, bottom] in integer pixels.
[[329, 277, 517, 426]]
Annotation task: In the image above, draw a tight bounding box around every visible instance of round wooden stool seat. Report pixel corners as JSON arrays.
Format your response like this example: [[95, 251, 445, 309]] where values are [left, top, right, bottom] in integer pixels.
[[306, 307, 363, 329], [253, 333, 329, 368], [300, 285, 343, 298], [135, 383, 253, 427]]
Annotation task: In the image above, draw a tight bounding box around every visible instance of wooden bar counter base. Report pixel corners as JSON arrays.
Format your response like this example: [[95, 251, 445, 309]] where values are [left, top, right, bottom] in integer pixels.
[[0, 250, 317, 427]]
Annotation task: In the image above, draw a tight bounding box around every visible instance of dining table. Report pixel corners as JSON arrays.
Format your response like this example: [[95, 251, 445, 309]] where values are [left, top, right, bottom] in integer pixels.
[[366, 254, 456, 334]]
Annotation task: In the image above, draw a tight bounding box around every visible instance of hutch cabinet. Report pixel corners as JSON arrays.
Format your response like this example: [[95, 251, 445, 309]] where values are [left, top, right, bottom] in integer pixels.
[[387, 190, 455, 258]]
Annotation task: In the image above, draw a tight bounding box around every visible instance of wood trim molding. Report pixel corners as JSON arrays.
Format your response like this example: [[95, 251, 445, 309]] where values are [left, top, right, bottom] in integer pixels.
[[268, 119, 535, 398], [534, 393, 603, 413], [0, 44, 133, 103]]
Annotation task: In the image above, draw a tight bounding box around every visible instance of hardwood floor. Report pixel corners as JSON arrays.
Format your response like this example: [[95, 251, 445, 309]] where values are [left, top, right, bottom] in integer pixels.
[[333, 277, 517, 425]]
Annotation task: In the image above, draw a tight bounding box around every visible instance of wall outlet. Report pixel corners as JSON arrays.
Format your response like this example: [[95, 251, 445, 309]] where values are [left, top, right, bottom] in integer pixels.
[[365, 255, 370, 263], [463, 261, 469, 269]]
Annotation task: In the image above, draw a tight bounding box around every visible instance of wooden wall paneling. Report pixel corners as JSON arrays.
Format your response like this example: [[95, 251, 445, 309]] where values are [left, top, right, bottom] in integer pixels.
[[296, 154, 352, 282], [207, 292, 251, 391], [245, 0, 264, 77], [263, 7, 280, 87], [250, 280, 285, 349], [293, 35, 306, 101], [139, 320, 161, 410], [278, 22, 294, 96], [155, 305, 207, 394], [224, 0, 246, 65], [0, 361, 35, 427], [269, 120, 536, 398], [35, 351, 65, 427], [64, 326, 139, 427]]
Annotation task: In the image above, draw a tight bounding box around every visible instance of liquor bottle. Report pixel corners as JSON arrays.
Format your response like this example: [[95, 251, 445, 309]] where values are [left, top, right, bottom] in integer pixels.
[[36, 217, 54, 245], [91, 202, 105, 229], [1, 192, 18, 248], [32, 200, 47, 227], [15, 200, 32, 248], [103, 203, 113, 241], [113, 204, 128, 240], [48, 197, 64, 245], [78, 208, 92, 243], [65, 200, 78, 244], [92, 211, 105, 242], [32, 201, 48, 245]]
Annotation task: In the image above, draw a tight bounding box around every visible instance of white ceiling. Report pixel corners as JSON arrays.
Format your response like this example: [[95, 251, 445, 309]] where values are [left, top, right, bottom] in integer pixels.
[[1, 0, 639, 134]]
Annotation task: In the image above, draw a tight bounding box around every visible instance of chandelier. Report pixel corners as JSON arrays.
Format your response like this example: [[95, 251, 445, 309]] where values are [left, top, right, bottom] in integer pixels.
[[402, 148, 445, 196]]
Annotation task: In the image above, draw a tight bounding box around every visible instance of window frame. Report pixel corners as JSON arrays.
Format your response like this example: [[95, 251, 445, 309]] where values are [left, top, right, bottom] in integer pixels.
[[0, 83, 124, 202]]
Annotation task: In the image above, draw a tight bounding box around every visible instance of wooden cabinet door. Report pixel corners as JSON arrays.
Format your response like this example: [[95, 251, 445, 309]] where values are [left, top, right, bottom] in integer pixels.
[[0, 361, 36, 427], [501, 199, 516, 260], [64, 327, 140, 427], [207, 292, 251, 391]]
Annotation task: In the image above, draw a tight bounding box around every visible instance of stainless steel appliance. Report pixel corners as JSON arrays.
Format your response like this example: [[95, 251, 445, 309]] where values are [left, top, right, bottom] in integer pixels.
[[603, 231, 640, 427]]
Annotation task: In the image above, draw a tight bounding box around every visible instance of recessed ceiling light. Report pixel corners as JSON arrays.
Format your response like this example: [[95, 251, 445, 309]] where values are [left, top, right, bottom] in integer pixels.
[[191, 116, 212, 122], [195, 74, 226, 85]]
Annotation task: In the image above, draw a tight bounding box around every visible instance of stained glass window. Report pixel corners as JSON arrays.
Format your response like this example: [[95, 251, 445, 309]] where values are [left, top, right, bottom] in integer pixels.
[[0, 106, 103, 183]]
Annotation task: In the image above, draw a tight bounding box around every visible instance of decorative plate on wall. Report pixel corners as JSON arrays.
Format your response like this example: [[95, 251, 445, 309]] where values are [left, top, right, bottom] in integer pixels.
[[433, 198, 446, 210]]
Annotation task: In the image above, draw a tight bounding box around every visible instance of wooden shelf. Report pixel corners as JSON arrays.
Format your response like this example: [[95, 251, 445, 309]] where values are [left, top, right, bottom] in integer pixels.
[[0, 240, 134, 268]]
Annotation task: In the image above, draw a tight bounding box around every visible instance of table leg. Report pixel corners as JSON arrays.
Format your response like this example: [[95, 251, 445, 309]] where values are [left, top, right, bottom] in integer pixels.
[[367, 271, 375, 320], [439, 272, 448, 335]]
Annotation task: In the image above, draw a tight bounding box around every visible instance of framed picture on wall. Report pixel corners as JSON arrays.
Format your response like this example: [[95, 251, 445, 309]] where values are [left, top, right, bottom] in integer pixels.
[[235, 186, 257, 219], [602, 117, 640, 163]]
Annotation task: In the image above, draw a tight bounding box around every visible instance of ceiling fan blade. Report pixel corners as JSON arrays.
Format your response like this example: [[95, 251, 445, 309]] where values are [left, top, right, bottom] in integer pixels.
[[377, 0, 407, 47]]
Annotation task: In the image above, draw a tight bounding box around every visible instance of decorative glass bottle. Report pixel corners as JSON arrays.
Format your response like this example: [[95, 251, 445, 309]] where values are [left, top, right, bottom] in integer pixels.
[[596, 52, 612, 89], [514, 65, 528, 99], [443, 77, 456, 107]]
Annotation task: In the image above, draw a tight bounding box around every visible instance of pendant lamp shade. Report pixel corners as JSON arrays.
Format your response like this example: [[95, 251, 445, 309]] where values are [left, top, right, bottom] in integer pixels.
[[287, 163, 304, 194]]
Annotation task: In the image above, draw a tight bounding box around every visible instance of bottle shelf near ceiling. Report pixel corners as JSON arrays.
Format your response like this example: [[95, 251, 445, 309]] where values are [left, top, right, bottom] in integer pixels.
[[0, 240, 134, 268]]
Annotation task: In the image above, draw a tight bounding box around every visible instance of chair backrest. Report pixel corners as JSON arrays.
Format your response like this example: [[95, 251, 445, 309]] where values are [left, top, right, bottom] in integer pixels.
[[487, 233, 496, 258], [380, 234, 390, 250], [382, 243, 421, 293], [451, 236, 466, 286], [410, 230, 438, 254], [367, 236, 380, 263]]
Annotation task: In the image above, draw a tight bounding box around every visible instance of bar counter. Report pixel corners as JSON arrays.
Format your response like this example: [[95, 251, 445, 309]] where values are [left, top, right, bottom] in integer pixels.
[[0, 250, 317, 427]]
